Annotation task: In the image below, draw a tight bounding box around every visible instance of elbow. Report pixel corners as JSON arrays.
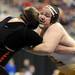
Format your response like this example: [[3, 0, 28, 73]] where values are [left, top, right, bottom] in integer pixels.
[[46, 49, 54, 54], [33, 43, 55, 54], [43, 45, 54, 54]]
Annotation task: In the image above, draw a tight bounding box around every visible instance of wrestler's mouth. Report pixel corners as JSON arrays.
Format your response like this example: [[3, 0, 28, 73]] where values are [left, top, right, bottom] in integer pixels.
[[39, 19, 45, 24]]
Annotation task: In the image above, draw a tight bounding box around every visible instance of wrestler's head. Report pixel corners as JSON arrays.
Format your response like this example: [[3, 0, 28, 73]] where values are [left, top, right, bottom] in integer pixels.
[[39, 5, 59, 28], [20, 7, 40, 29]]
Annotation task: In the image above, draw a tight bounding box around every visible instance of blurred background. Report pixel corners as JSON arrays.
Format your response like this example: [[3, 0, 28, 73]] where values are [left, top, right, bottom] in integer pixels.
[[0, 0, 75, 75]]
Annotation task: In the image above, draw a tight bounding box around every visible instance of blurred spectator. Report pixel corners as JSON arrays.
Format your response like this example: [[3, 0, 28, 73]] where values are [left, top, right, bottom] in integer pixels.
[[23, 65, 35, 75], [23, 59, 30, 71], [4, 0, 14, 6], [0, 10, 11, 21], [29, 65, 35, 75], [23, 59, 36, 75], [63, 0, 75, 7], [69, 18, 75, 35], [21, 1, 32, 7], [59, 8, 69, 25], [5, 58, 16, 75]]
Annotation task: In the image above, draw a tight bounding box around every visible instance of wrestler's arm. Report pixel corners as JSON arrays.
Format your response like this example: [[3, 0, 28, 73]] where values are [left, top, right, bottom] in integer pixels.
[[59, 23, 75, 47], [55, 44, 75, 54], [53, 23, 75, 54], [26, 43, 75, 55], [28, 23, 75, 55], [28, 24, 63, 54]]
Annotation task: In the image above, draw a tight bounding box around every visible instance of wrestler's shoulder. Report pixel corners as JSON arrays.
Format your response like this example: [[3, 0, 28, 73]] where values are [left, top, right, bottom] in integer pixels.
[[49, 22, 62, 29], [53, 22, 62, 27], [8, 17, 24, 23], [52, 22, 64, 29]]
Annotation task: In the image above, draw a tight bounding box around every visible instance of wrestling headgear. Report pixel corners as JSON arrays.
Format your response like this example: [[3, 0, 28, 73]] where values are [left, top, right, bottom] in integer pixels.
[[20, 7, 40, 29], [46, 5, 59, 24]]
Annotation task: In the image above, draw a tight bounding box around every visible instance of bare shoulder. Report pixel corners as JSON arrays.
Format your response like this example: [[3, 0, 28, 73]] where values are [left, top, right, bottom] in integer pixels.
[[8, 17, 24, 23], [47, 22, 64, 32], [51, 22, 64, 29]]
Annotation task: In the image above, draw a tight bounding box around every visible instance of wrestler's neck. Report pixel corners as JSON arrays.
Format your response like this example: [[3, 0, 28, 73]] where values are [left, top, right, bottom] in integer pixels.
[[39, 22, 52, 31]]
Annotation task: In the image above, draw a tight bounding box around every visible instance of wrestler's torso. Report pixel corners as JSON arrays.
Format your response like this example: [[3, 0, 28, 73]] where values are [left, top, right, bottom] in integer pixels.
[[4, 18, 42, 50], [0, 18, 42, 66], [38, 22, 75, 64]]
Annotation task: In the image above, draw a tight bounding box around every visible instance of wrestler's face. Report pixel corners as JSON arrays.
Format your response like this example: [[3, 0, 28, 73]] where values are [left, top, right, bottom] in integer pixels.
[[39, 6, 52, 28]]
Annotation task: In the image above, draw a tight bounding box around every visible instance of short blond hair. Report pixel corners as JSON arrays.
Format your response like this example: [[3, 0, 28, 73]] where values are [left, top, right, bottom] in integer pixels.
[[21, 7, 40, 29]]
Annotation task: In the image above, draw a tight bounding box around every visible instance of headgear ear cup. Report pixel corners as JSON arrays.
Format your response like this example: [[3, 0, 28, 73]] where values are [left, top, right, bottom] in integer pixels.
[[46, 5, 59, 24]]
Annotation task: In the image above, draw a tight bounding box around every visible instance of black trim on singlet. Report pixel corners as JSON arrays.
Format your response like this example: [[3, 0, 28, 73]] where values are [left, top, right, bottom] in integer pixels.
[[0, 17, 42, 67]]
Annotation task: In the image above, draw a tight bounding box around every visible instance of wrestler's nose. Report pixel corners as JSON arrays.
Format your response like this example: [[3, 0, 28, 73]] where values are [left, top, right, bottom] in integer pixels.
[[39, 15, 45, 22]]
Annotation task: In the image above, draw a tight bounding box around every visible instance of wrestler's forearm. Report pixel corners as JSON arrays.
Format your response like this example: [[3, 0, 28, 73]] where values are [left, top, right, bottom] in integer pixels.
[[25, 47, 49, 56], [30, 43, 56, 55], [55, 45, 75, 54]]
